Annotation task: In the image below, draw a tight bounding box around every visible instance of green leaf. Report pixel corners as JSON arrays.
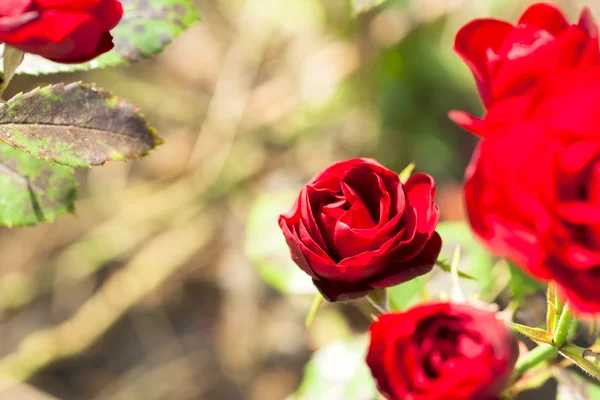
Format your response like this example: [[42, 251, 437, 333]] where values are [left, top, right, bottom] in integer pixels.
[[0, 141, 76, 227], [289, 335, 377, 400], [352, 0, 387, 15], [556, 363, 600, 399], [511, 323, 553, 345], [435, 259, 477, 280], [0, 83, 163, 168], [398, 162, 415, 184], [1, 46, 24, 94], [11, 0, 199, 75], [547, 281, 557, 335], [508, 261, 546, 302], [366, 288, 390, 313], [305, 294, 324, 328], [435, 222, 503, 300], [560, 344, 600, 382], [388, 275, 428, 311], [245, 190, 317, 295]]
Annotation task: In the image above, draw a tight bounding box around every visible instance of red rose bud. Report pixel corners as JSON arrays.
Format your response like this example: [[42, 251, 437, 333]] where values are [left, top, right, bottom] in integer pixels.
[[367, 303, 518, 400], [454, 2, 599, 109], [463, 66, 600, 314], [279, 158, 441, 301], [0, 0, 123, 64]]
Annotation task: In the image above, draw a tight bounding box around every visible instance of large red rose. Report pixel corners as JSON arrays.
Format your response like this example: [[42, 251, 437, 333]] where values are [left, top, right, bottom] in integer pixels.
[[278, 158, 441, 301], [462, 67, 600, 313], [367, 303, 518, 400], [0, 0, 123, 63], [455, 3, 599, 110]]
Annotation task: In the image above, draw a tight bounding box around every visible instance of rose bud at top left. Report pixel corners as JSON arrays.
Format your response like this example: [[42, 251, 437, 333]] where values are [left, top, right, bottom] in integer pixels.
[[278, 158, 441, 301], [0, 0, 123, 64], [367, 303, 518, 400]]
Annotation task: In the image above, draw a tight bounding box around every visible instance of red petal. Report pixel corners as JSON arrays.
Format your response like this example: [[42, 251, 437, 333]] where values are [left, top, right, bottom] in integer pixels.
[[311, 278, 371, 302], [454, 18, 514, 107], [92, 0, 123, 31], [517, 3, 569, 34], [369, 232, 441, 288], [448, 110, 486, 137], [578, 7, 598, 38], [0, 0, 32, 16]]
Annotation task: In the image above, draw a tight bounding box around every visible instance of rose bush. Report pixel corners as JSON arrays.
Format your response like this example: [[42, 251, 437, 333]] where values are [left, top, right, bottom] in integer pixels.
[[0, 0, 123, 63], [279, 158, 441, 301], [367, 303, 518, 400]]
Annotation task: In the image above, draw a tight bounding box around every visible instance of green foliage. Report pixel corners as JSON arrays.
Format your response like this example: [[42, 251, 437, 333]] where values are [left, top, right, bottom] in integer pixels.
[[351, 0, 387, 15], [1, 47, 24, 93], [508, 261, 546, 302], [436, 222, 503, 300], [0, 83, 162, 168], [388, 275, 427, 311], [556, 369, 600, 399], [11, 0, 199, 75], [0, 141, 76, 227], [245, 191, 317, 295], [288, 335, 377, 400]]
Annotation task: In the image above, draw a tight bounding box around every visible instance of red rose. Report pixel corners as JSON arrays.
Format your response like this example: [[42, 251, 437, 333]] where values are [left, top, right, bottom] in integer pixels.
[[462, 67, 600, 313], [0, 0, 123, 63], [455, 3, 599, 109], [278, 158, 441, 301], [367, 303, 518, 400]]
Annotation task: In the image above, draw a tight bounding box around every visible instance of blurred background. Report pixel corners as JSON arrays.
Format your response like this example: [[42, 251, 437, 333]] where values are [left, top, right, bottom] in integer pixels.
[[0, 0, 597, 399]]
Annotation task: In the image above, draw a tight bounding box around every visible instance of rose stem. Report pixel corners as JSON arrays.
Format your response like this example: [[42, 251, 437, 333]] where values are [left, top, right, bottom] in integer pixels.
[[553, 302, 573, 348], [513, 344, 557, 379]]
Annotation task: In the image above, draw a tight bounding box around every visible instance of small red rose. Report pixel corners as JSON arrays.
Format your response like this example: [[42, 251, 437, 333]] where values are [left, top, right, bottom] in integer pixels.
[[0, 0, 123, 63], [454, 2, 598, 111], [367, 303, 518, 400], [279, 158, 441, 301]]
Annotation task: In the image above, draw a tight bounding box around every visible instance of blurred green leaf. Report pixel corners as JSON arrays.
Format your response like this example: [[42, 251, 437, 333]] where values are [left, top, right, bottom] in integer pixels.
[[388, 275, 427, 311], [367, 288, 390, 313], [351, 0, 387, 15], [305, 294, 324, 328], [435, 259, 477, 280], [1, 46, 23, 94], [288, 335, 377, 400], [508, 261, 546, 302], [10, 0, 199, 75], [0, 83, 162, 168], [246, 191, 317, 295], [398, 162, 415, 184], [560, 344, 600, 383], [556, 365, 600, 399], [436, 222, 503, 300], [0, 141, 76, 227], [511, 323, 553, 345]]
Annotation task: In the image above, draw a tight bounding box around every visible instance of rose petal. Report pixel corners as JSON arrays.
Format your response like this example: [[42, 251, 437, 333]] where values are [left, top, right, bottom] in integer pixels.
[[311, 278, 371, 302], [491, 27, 588, 100], [454, 18, 514, 106], [517, 3, 569, 34], [0, 0, 32, 17], [578, 7, 599, 38], [369, 232, 441, 288], [448, 110, 486, 137]]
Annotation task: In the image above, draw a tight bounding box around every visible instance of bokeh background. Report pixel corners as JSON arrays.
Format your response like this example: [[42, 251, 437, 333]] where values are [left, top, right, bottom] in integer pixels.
[[0, 0, 597, 399]]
